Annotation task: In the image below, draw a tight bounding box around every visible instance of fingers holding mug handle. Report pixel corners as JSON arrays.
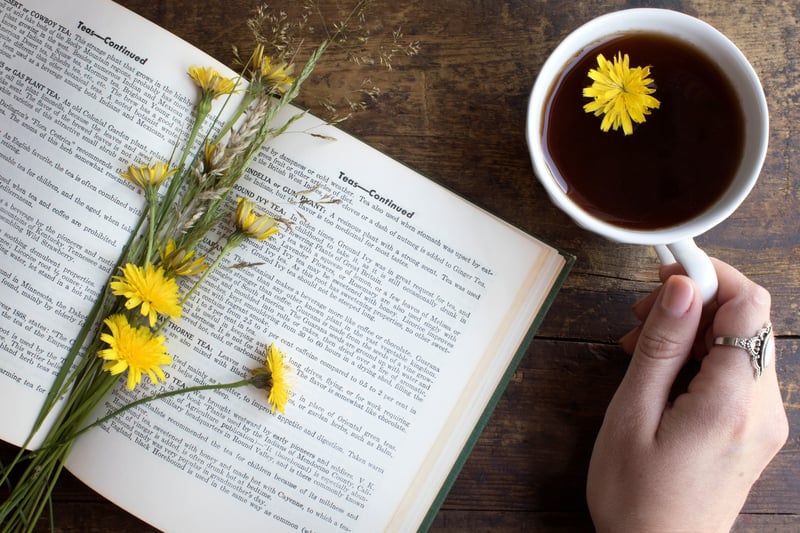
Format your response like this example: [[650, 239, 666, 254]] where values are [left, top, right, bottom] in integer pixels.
[[657, 239, 718, 305]]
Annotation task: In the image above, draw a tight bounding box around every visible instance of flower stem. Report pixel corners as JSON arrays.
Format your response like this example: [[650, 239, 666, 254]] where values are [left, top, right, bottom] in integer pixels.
[[212, 90, 256, 145], [145, 186, 159, 262], [178, 99, 210, 172], [152, 104, 210, 243], [0, 368, 113, 532], [180, 233, 244, 306], [0, 203, 149, 526], [67, 379, 251, 443]]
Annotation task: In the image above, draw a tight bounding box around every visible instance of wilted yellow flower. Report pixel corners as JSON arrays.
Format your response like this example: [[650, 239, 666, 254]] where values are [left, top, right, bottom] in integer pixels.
[[251, 343, 293, 414], [261, 58, 295, 94], [159, 239, 207, 277], [110, 263, 182, 327], [249, 44, 295, 94], [121, 162, 176, 189], [235, 197, 280, 240], [583, 52, 660, 135], [202, 142, 221, 171], [99, 314, 172, 390], [188, 66, 237, 100]]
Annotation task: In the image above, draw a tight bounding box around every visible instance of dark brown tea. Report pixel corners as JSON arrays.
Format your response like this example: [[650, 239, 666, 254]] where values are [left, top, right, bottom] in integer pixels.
[[542, 33, 745, 230]]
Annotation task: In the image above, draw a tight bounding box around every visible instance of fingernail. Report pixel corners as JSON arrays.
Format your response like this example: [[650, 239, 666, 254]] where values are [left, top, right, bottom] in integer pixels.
[[660, 276, 694, 317]]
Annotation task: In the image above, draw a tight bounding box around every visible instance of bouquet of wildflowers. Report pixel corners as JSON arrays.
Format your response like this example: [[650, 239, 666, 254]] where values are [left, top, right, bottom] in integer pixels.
[[0, 41, 304, 530], [0, 11, 340, 532], [0, 2, 418, 529]]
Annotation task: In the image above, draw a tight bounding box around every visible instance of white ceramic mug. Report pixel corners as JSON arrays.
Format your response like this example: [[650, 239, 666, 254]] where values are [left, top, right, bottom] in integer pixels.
[[526, 8, 769, 304]]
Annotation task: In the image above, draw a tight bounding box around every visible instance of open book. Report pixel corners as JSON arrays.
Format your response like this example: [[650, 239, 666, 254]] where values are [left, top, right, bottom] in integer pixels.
[[0, 0, 571, 530]]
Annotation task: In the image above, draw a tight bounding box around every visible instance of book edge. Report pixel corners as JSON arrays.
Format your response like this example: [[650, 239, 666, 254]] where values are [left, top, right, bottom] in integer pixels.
[[416, 250, 575, 532]]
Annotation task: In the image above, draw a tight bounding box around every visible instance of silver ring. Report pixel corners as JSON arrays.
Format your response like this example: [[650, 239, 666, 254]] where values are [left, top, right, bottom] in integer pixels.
[[713, 322, 774, 379]]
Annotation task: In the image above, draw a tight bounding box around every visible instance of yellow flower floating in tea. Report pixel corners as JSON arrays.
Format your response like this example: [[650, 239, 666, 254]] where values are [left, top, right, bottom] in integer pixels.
[[583, 52, 660, 135]]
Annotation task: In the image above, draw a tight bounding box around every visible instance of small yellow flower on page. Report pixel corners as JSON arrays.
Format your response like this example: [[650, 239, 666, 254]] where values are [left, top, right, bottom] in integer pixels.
[[110, 263, 182, 327], [235, 197, 280, 241], [121, 162, 175, 189], [98, 314, 172, 390], [188, 66, 237, 99], [159, 239, 207, 277], [260, 56, 295, 94], [247, 44, 295, 95], [583, 52, 660, 135], [251, 343, 293, 414]]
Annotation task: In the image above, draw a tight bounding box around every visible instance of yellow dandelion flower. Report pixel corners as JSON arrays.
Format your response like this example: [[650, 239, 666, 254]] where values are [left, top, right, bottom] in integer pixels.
[[583, 52, 660, 135], [121, 162, 176, 189], [98, 314, 172, 390], [110, 263, 182, 327], [159, 239, 208, 277], [251, 343, 293, 414], [235, 197, 280, 241], [188, 66, 237, 99]]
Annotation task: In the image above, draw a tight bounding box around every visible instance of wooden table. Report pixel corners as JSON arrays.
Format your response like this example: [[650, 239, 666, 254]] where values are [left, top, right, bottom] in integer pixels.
[[2, 0, 797, 530]]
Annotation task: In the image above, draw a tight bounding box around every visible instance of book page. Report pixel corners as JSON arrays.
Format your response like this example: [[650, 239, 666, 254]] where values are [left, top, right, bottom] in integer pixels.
[[0, 0, 194, 444], [0, 1, 567, 531]]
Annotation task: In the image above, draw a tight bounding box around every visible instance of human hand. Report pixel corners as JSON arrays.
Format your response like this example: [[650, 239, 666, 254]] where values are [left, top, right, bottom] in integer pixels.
[[586, 259, 788, 532]]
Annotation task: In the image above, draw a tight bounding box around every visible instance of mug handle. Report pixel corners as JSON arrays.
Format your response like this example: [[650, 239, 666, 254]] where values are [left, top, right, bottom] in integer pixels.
[[655, 239, 718, 304]]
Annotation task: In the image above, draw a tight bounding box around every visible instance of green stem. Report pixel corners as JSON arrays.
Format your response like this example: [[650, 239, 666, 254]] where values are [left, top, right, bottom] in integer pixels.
[[180, 233, 244, 306], [212, 89, 256, 145], [20, 443, 71, 533], [68, 379, 251, 443], [35, 339, 105, 437], [0, 370, 108, 531], [46, 372, 119, 447], [1, 370, 117, 529], [5, 227, 138, 481], [152, 103, 210, 243], [178, 99, 210, 172], [145, 187, 159, 262], [1, 364, 236, 529], [120, 200, 149, 266]]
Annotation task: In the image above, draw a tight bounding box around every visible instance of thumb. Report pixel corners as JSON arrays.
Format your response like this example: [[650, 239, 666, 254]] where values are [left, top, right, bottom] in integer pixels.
[[612, 275, 702, 435]]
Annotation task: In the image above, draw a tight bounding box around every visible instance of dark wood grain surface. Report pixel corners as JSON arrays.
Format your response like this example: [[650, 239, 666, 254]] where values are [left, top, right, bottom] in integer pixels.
[[2, 1, 798, 531]]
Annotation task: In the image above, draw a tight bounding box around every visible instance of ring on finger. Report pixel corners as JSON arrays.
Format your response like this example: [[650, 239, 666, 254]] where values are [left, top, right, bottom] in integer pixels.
[[713, 322, 774, 379]]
